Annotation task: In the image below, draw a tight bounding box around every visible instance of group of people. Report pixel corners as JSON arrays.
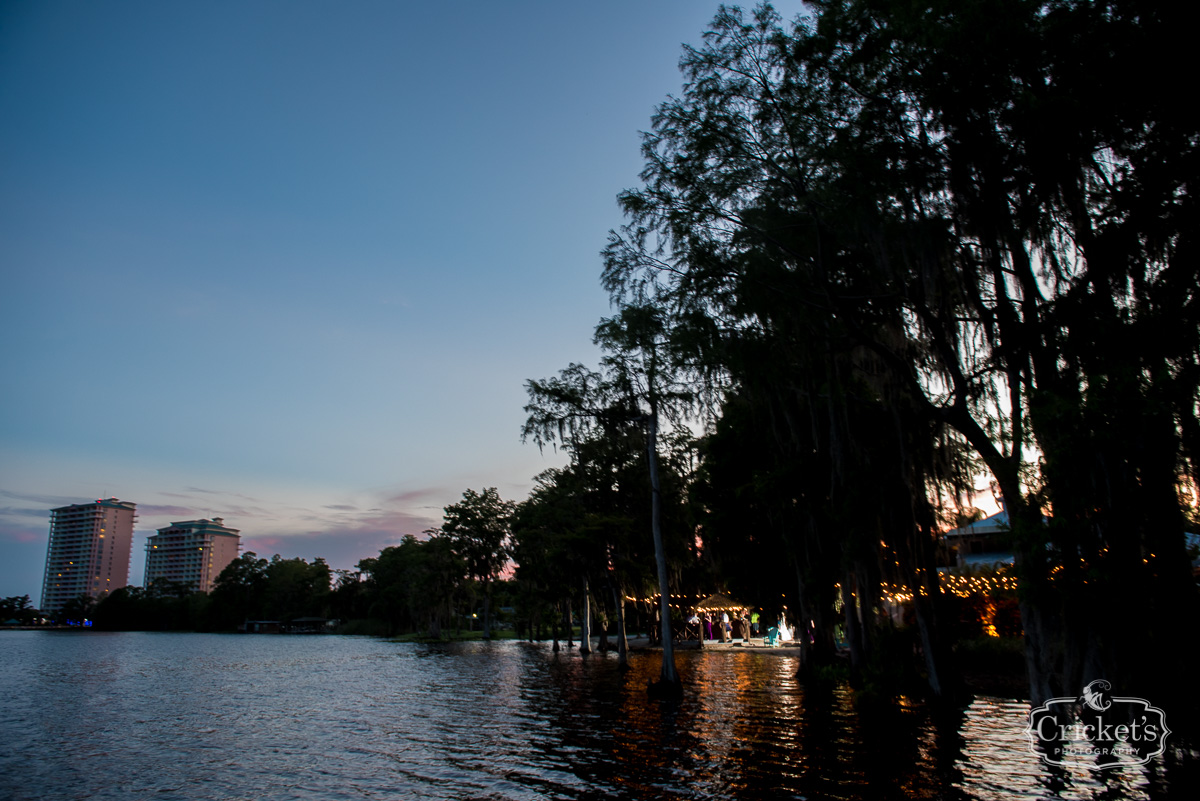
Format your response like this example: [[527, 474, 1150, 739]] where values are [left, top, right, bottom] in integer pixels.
[[685, 609, 793, 644]]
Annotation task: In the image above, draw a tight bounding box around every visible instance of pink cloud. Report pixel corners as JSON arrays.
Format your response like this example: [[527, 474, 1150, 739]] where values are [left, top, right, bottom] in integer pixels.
[[234, 503, 442, 572], [1, 527, 44, 544], [118, 483, 460, 574], [243, 536, 286, 551], [240, 529, 406, 572]]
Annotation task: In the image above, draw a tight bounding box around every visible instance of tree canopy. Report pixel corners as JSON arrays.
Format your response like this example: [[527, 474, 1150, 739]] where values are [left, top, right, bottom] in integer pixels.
[[439, 487, 515, 639]]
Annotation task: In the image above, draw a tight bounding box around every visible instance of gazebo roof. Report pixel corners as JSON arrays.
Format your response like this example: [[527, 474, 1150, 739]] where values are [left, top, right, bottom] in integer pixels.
[[945, 509, 1010, 538], [692, 593, 749, 612]]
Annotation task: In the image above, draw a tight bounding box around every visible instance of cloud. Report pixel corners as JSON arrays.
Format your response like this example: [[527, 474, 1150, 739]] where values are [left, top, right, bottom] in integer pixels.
[[385, 486, 448, 507], [0, 524, 44, 545], [213, 486, 445, 571], [241, 513, 437, 572], [242, 536, 286, 552], [0, 488, 90, 509], [148, 488, 277, 522], [212, 504, 276, 520], [346, 506, 441, 539], [0, 505, 52, 521], [183, 486, 262, 502], [1, 478, 453, 591], [0, 492, 58, 547], [136, 504, 196, 516]]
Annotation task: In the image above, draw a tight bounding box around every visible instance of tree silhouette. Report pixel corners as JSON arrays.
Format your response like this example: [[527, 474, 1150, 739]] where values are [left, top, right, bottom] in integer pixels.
[[601, 0, 1198, 701], [525, 305, 694, 694], [441, 488, 514, 639]]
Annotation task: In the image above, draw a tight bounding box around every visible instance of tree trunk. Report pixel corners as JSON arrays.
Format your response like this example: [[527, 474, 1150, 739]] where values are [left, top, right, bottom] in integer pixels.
[[910, 519, 958, 700], [580, 577, 592, 655], [482, 579, 492, 639], [565, 599, 574, 648], [913, 590, 955, 699], [646, 410, 680, 692], [841, 575, 864, 675], [855, 561, 876, 662], [795, 565, 810, 666], [612, 584, 629, 670]]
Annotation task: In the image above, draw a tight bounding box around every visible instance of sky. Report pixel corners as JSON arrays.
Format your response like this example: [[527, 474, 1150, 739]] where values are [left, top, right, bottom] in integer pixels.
[[0, 1, 817, 603]]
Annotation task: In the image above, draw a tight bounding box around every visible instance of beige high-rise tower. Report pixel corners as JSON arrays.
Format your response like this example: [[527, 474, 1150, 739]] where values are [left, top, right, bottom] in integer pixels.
[[41, 498, 137, 612], [144, 518, 241, 593]]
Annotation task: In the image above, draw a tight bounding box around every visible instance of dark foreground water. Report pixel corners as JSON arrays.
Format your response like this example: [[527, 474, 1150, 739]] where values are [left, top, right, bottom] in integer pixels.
[[1, 632, 1195, 800]]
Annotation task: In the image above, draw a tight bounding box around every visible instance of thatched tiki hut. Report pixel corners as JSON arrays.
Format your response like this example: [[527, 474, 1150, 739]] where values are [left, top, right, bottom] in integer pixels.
[[692, 594, 749, 643]]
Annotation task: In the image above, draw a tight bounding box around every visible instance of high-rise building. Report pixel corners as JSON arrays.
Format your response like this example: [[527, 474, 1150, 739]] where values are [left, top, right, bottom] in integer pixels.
[[41, 498, 137, 612], [144, 517, 241, 593]]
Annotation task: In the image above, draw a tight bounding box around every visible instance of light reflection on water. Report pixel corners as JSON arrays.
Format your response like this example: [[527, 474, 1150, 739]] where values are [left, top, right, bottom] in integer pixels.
[[0, 632, 1191, 800]]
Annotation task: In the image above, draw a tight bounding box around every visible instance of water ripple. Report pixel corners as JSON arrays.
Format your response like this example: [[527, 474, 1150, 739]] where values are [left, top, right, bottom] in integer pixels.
[[0, 632, 1192, 800]]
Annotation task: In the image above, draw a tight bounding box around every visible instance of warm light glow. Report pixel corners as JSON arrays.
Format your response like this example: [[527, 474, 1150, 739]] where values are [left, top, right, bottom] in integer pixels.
[[878, 572, 1017, 604], [980, 600, 999, 637]]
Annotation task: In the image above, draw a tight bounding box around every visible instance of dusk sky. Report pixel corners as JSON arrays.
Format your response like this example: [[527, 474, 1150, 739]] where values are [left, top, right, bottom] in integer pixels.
[[0, 2, 811, 602]]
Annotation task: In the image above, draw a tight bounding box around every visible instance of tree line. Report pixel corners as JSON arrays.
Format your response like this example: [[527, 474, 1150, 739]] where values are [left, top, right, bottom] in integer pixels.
[[75, 482, 677, 644]]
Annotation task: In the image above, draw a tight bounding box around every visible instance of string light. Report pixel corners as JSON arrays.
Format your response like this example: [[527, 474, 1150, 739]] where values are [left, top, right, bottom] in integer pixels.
[[626, 572, 1023, 610], [878, 572, 1018, 603]]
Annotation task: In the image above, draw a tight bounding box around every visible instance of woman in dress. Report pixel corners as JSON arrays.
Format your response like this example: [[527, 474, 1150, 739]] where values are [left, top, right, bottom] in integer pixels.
[[777, 611, 792, 642]]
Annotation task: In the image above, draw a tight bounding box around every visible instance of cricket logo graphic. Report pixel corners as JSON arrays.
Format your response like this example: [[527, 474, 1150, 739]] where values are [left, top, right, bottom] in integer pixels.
[[1081, 679, 1112, 712]]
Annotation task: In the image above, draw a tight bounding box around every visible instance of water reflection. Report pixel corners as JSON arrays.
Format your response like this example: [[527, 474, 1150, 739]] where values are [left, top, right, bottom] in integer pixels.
[[0, 632, 1193, 800]]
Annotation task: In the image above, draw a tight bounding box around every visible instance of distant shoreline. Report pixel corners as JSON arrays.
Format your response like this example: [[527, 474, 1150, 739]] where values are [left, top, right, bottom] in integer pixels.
[[627, 635, 804, 655], [0, 625, 81, 631]]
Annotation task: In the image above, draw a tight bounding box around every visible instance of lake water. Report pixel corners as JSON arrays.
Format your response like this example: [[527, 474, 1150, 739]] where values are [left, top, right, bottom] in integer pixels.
[[0, 632, 1194, 799]]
